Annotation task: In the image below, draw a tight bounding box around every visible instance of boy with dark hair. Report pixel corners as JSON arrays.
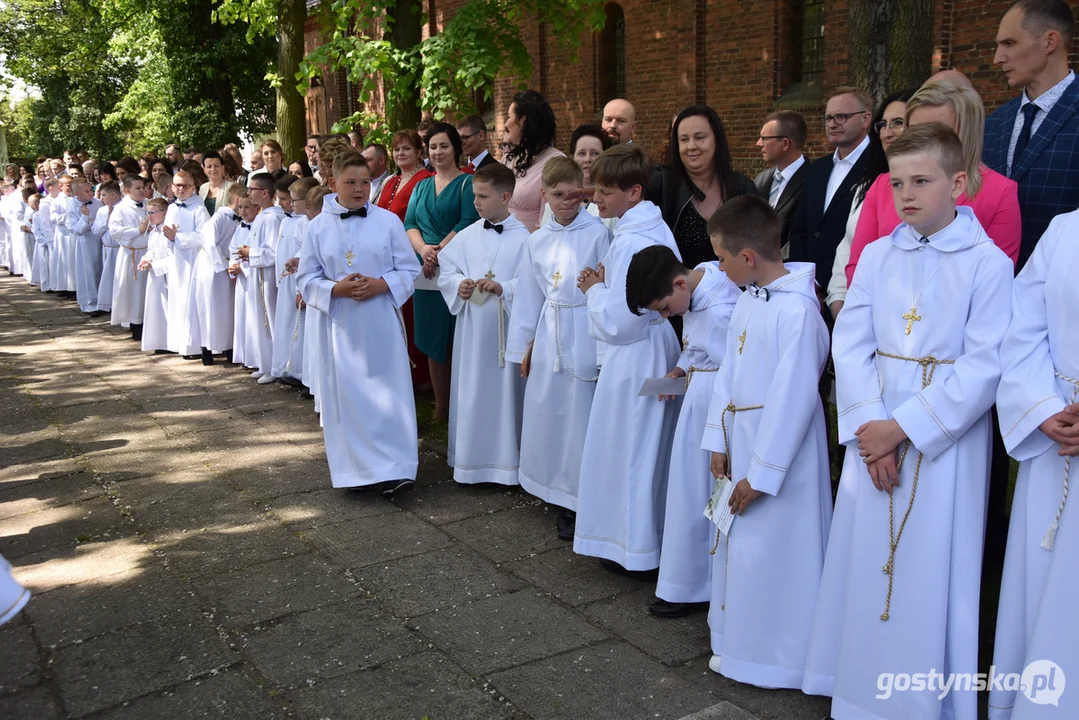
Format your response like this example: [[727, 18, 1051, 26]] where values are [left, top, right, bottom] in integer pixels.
[[625, 242, 741, 619], [702, 193, 832, 689], [573, 144, 681, 571], [92, 181, 122, 313], [437, 161, 529, 485], [241, 172, 283, 382], [109, 175, 151, 341], [803, 123, 1013, 719]]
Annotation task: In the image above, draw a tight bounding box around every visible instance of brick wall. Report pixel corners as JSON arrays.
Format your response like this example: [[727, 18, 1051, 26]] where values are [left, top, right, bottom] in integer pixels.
[[304, 0, 1079, 175]]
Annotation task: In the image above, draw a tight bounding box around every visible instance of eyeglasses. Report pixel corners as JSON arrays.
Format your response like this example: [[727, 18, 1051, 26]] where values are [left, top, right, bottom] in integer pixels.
[[758, 135, 789, 142], [172, 182, 193, 189], [458, 131, 479, 142], [305, 144, 318, 151], [873, 118, 906, 133], [823, 111, 869, 127]]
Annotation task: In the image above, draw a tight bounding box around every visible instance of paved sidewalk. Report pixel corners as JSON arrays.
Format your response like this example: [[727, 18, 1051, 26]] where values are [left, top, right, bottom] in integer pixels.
[[0, 275, 830, 720]]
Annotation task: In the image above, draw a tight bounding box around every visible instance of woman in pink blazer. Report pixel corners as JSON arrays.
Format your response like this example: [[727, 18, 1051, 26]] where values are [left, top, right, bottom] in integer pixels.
[[846, 80, 1021, 286]]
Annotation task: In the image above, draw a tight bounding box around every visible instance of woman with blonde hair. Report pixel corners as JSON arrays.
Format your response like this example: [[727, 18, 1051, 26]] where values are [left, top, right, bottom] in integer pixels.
[[845, 78, 1021, 283]]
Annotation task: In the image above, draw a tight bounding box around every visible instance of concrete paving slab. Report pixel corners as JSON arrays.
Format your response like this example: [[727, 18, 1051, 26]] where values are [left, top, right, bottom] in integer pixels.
[[0, 497, 132, 561], [0, 686, 64, 720], [51, 616, 239, 718], [263, 487, 400, 528], [238, 598, 425, 689], [352, 545, 526, 618], [394, 480, 535, 526], [677, 701, 762, 720], [444, 504, 565, 563], [223, 459, 337, 503], [412, 589, 609, 675], [0, 622, 42, 693], [90, 665, 288, 720], [0, 471, 106, 520], [11, 537, 156, 594], [188, 553, 360, 628], [581, 588, 711, 665], [507, 545, 644, 607], [300, 512, 453, 569], [673, 654, 832, 720], [144, 515, 311, 579], [288, 651, 524, 720], [489, 639, 719, 720]]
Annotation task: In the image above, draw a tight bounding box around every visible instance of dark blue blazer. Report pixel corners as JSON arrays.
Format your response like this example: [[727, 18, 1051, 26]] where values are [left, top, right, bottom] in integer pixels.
[[983, 78, 1079, 271]]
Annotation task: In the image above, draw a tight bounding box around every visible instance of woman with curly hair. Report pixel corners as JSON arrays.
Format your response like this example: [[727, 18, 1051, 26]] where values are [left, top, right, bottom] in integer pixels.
[[501, 90, 565, 232]]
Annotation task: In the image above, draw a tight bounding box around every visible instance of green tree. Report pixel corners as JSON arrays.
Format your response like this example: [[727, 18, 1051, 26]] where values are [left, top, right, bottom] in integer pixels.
[[848, 0, 935, 107], [301, 0, 606, 143]]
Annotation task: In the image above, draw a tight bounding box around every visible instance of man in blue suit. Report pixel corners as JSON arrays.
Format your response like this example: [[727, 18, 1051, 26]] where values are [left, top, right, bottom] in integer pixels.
[[984, 0, 1078, 271]]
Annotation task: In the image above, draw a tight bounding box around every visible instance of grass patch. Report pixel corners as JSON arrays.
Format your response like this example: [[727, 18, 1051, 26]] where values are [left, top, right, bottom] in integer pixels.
[[415, 391, 448, 447]]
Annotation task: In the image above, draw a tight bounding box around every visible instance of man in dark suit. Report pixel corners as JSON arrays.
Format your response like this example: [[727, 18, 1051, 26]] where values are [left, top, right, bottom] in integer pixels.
[[984, 0, 1079, 272], [754, 110, 809, 258], [787, 86, 873, 323], [457, 115, 496, 172]]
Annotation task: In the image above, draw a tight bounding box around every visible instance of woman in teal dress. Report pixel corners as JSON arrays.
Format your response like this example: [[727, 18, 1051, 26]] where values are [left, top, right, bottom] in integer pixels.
[[404, 122, 480, 421]]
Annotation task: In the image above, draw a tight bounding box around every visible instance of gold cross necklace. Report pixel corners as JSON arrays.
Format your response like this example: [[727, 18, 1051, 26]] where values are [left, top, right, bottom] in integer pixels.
[[904, 237, 947, 336]]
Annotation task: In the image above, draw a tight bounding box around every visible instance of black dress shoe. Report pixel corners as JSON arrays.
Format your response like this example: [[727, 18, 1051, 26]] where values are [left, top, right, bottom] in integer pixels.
[[381, 479, 415, 497], [648, 600, 709, 619], [181, 354, 200, 360], [222, 349, 234, 364], [89, 310, 106, 318], [201, 348, 215, 366], [130, 323, 143, 341], [599, 559, 659, 580], [556, 508, 576, 541]]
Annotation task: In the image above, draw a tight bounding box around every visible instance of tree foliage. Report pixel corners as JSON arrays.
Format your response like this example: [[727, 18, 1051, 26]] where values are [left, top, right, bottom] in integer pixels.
[[0, 0, 276, 158], [299, 0, 607, 144]]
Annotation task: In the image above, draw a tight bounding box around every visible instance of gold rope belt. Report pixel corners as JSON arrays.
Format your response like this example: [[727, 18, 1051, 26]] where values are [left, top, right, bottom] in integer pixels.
[[686, 366, 718, 389], [709, 401, 765, 611], [1042, 371, 1079, 551], [874, 350, 956, 621], [119, 245, 141, 279]]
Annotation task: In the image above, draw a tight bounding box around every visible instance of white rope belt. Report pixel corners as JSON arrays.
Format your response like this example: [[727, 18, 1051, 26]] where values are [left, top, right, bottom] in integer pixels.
[[1043, 371, 1079, 551], [549, 300, 597, 383]]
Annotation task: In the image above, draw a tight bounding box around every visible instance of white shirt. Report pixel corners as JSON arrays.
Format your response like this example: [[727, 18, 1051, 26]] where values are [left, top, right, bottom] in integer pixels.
[[469, 150, 489, 168], [370, 172, 389, 202], [1008, 70, 1076, 173], [824, 134, 870, 211], [769, 154, 806, 208]]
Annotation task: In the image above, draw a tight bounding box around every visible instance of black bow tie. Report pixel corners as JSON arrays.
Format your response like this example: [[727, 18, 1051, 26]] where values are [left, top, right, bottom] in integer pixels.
[[229, 213, 241, 222], [284, 211, 293, 218], [339, 207, 367, 219], [176, 201, 187, 208], [83, 200, 93, 206], [483, 220, 504, 234], [240, 221, 251, 229], [134, 201, 143, 208]]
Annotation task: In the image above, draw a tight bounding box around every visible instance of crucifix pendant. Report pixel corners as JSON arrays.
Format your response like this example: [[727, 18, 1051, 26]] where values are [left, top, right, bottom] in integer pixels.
[[737, 330, 747, 354], [902, 307, 921, 335], [484, 270, 496, 280], [551, 271, 562, 288], [345, 249, 355, 267]]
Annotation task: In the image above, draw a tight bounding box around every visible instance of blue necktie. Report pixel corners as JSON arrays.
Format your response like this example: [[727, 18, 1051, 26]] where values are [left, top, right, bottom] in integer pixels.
[[1013, 103, 1040, 173]]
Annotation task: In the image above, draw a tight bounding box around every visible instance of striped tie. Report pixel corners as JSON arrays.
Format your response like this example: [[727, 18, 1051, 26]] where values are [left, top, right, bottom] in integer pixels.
[[768, 170, 784, 207]]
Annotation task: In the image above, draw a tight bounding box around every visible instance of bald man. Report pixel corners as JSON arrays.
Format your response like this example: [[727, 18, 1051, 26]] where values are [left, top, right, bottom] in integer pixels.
[[601, 99, 638, 145], [926, 68, 975, 89]]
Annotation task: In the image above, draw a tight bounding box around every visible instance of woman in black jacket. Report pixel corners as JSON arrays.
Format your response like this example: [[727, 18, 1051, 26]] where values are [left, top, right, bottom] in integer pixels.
[[646, 105, 759, 269]]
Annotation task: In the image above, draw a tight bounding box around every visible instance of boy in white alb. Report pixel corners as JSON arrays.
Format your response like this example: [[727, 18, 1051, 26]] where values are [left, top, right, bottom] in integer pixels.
[[574, 144, 681, 572], [138, 198, 172, 353], [32, 179, 59, 291], [802, 124, 1012, 720], [162, 170, 211, 359], [69, 179, 103, 314], [989, 209, 1079, 720], [16, 186, 37, 281], [240, 173, 284, 382], [109, 175, 151, 341], [300, 184, 332, 407], [50, 175, 76, 293], [296, 151, 421, 496], [92, 182, 122, 313], [506, 157, 610, 538], [698, 195, 832, 688], [228, 192, 258, 369], [271, 176, 315, 383], [197, 184, 245, 363], [623, 244, 741, 618], [437, 162, 528, 485]]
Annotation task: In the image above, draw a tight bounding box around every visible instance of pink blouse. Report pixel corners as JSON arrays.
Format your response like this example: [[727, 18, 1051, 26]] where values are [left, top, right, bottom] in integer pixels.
[[845, 166, 1021, 286], [504, 145, 565, 232]]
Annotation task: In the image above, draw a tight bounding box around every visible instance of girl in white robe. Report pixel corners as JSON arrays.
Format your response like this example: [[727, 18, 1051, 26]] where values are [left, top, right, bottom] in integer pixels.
[[802, 207, 1013, 720], [92, 197, 119, 313], [108, 190, 150, 330], [50, 185, 76, 292], [163, 178, 211, 356], [990, 210, 1079, 720], [701, 262, 832, 689], [245, 206, 282, 379], [197, 197, 242, 357], [296, 194, 421, 489], [506, 206, 610, 512], [32, 185, 59, 290], [437, 213, 528, 485], [573, 199, 681, 570], [139, 212, 172, 352], [653, 261, 740, 606], [16, 196, 35, 281]]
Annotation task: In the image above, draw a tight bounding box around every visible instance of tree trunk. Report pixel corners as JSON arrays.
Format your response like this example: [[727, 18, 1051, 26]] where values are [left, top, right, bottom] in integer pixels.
[[277, 0, 308, 160], [386, 0, 422, 133], [848, 0, 934, 109]]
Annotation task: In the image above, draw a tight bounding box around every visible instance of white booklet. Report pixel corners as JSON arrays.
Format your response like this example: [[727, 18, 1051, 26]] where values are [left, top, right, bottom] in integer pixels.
[[414, 267, 440, 291], [638, 377, 688, 397], [703, 475, 736, 536]]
